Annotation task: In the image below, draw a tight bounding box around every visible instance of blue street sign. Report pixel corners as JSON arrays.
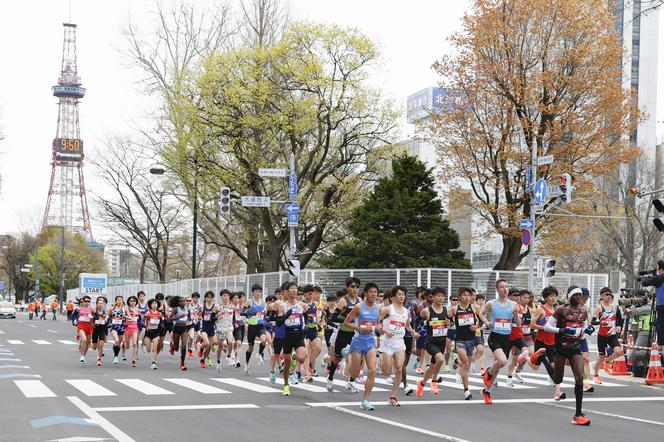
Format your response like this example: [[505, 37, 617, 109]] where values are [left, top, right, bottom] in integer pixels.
[[533, 178, 548, 205], [0, 280, 5, 292], [289, 173, 297, 199], [285, 202, 300, 227], [519, 219, 533, 230], [525, 165, 531, 192]]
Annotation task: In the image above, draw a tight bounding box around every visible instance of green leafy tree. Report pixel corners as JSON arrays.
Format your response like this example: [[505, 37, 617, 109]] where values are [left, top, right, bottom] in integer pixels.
[[322, 156, 470, 269]]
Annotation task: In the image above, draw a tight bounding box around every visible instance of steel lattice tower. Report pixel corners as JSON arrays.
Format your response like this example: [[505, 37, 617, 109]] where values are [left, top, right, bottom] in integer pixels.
[[42, 23, 92, 239]]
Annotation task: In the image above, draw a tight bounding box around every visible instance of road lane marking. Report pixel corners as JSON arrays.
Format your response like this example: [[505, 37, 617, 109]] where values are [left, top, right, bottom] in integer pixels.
[[68, 396, 136, 442], [0, 373, 40, 379], [519, 372, 626, 387], [410, 374, 534, 390], [212, 378, 281, 393], [115, 379, 174, 395], [66, 380, 117, 397], [58, 340, 78, 345], [0, 329, 5, 334], [30, 416, 97, 429], [412, 375, 481, 391], [307, 396, 664, 407], [0, 353, 16, 356], [538, 402, 664, 426], [163, 378, 230, 394], [32, 340, 52, 345], [313, 376, 389, 392], [93, 404, 259, 412], [47, 330, 58, 333], [258, 377, 329, 392], [6, 340, 23, 344], [14, 380, 57, 398], [28, 324, 38, 328], [329, 405, 471, 441], [0, 365, 30, 369], [493, 373, 574, 388], [0, 358, 22, 361]]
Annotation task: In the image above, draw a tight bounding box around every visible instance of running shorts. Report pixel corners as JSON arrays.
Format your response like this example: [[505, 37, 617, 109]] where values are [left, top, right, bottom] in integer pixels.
[[145, 329, 160, 341], [416, 334, 427, 350], [350, 336, 376, 355], [334, 329, 355, 358], [597, 334, 620, 356], [91, 326, 107, 343], [474, 333, 485, 347], [273, 337, 284, 355], [201, 322, 216, 338], [379, 336, 406, 356], [305, 327, 319, 341], [447, 329, 457, 341], [283, 332, 306, 354], [555, 346, 582, 358], [125, 322, 138, 336], [455, 339, 475, 358], [325, 328, 334, 347], [172, 324, 192, 335], [247, 324, 266, 344], [425, 338, 446, 358], [233, 326, 245, 343], [216, 328, 234, 343], [77, 322, 93, 336], [579, 338, 589, 353], [403, 335, 413, 357], [509, 338, 527, 352], [488, 332, 511, 355]]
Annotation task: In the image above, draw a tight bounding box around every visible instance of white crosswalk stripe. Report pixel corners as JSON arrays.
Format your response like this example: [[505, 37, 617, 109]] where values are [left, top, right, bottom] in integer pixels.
[[212, 377, 282, 393], [115, 379, 175, 395], [6, 340, 24, 345], [57, 340, 78, 345], [163, 378, 231, 394], [0, 329, 5, 334], [14, 380, 57, 398], [32, 340, 52, 345], [314, 377, 390, 392], [258, 377, 329, 392], [66, 379, 117, 396]]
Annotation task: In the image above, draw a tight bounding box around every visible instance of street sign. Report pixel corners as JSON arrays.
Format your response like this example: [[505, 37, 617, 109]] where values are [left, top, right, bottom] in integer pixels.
[[289, 173, 297, 199], [79, 273, 107, 300], [537, 258, 543, 279], [521, 229, 531, 246], [0, 281, 5, 293], [537, 155, 554, 166], [549, 185, 562, 198], [525, 165, 531, 192], [533, 179, 548, 205], [519, 219, 533, 230], [258, 168, 288, 178], [241, 196, 271, 207], [284, 202, 300, 227]]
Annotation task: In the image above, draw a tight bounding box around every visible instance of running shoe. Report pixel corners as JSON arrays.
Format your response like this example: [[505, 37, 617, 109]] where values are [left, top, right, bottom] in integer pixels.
[[513, 371, 524, 383], [386, 376, 394, 385], [131, 360, 136, 368], [592, 375, 602, 385], [188, 350, 194, 359], [452, 358, 459, 371], [321, 355, 329, 368], [444, 364, 450, 373], [282, 385, 290, 396], [416, 380, 424, 398], [571, 414, 590, 426], [122, 355, 127, 361], [345, 381, 360, 393], [554, 390, 567, 401], [235, 361, 241, 368], [80, 355, 85, 364], [340, 347, 351, 357], [311, 370, 318, 378], [517, 350, 529, 365], [303, 372, 313, 383], [269, 371, 277, 384], [360, 400, 375, 411], [415, 367, 424, 374], [217, 362, 222, 373], [481, 388, 492, 404], [244, 366, 250, 375], [113, 356, 119, 365], [403, 385, 414, 396], [530, 348, 546, 365], [506, 377, 514, 387], [258, 354, 264, 366], [199, 360, 206, 369], [179, 364, 187, 372], [388, 397, 400, 407], [289, 374, 299, 385], [430, 381, 440, 395], [96, 359, 102, 367], [464, 389, 472, 400], [455, 372, 462, 384], [483, 368, 494, 389], [479, 367, 486, 376], [356, 371, 366, 385], [326, 378, 335, 393], [583, 383, 594, 393], [226, 357, 234, 366], [207, 358, 212, 366], [151, 362, 157, 370]]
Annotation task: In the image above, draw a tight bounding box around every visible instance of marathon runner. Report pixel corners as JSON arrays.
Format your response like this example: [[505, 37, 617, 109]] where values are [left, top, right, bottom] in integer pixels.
[[75, 295, 94, 364], [215, 289, 236, 372], [143, 298, 163, 369], [241, 284, 268, 374], [276, 281, 309, 396], [592, 287, 624, 384], [450, 287, 481, 400], [91, 296, 109, 366], [416, 287, 449, 398], [530, 286, 563, 399]]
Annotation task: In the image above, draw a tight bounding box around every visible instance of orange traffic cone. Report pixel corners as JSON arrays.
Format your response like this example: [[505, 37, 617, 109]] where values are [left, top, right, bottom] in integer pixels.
[[609, 354, 629, 375], [645, 344, 664, 385], [625, 335, 634, 368], [603, 358, 611, 374]]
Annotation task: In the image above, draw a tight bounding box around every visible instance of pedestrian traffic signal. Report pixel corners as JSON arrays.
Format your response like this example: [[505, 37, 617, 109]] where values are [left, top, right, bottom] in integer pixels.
[[653, 199, 664, 232], [545, 259, 556, 278], [560, 173, 572, 204], [220, 187, 231, 216]]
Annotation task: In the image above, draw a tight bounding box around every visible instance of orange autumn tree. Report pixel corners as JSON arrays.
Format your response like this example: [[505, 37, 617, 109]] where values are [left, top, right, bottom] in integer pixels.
[[426, 0, 639, 270]]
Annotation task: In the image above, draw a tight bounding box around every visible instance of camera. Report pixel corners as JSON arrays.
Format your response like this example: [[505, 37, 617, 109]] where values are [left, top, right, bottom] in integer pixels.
[[618, 288, 649, 308], [638, 269, 657, 276]]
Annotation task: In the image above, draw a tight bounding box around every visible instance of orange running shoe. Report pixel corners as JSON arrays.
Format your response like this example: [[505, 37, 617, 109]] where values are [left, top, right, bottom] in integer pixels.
[[481, 388, 492, 404], [416, 380, 424, 398], [530, 348, 546, 365], [483, 369, 494, 389], [199, 360, 206, 368], [430, 381, 440, 395], [571, 414, 590, 426]]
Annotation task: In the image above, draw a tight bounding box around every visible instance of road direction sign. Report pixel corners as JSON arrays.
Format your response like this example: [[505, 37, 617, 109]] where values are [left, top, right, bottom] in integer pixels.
[[289, 173, 297, 199], [521, 229, 531, 246], [241, 196, 271, 207], [519, 219, 533, 230], [285, 202, 300, 227], [537, 155, 554, 166], [533, 179, 548, 205], [258, 168, 287, 177]]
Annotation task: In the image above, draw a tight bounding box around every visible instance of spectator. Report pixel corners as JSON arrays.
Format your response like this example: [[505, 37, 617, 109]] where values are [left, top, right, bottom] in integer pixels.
[[641, 260, 664, 356], [66, 300, 74, 321], [50, 300, 59, 320], [27, 302, 35, 320], [40, 302, 47, 320]]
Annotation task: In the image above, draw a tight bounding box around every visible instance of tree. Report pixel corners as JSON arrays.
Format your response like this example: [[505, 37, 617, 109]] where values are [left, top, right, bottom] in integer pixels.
[[0, 233, 37, 301], [427, 0, 639, 270], [321, 156, 470, 269], [92, 139, 185, 283]]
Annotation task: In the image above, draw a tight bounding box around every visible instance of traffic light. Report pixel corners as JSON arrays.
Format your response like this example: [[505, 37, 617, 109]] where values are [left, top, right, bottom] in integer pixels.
[[560, 173, 572, 204], [287, 259, 300, 282], [653, 199, 664, 232], [545, 259, 556, 278], [220, 187, 231, 216]]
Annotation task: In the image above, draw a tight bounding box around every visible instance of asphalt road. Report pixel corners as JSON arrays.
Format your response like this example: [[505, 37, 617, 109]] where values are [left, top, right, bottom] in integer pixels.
[[1, 313, 663, 442]]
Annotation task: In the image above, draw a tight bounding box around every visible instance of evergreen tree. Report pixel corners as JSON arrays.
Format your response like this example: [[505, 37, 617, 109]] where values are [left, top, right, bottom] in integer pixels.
[[322, 156, 470, 269]]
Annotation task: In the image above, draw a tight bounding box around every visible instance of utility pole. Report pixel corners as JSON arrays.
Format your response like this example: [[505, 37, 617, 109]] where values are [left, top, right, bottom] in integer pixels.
[[528, 140, 537, 291], [289, 153, 297, 260], [58, 225, 65, 307]]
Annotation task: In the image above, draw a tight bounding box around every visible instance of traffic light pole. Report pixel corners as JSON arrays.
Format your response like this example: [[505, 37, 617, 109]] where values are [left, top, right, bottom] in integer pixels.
[[289, 153, 297, 261], [528, 140, 537, 291]]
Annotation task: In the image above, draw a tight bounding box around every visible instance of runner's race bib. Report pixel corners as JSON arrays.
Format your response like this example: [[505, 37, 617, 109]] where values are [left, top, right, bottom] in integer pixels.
[[112, 318, 123, 325], [204, 312, 212, 321], [94, 319, 105, 325], [494, 318, 511, 331], [430, 320, 448, 337], [522, 326, 531, 334], [388, 320, 406, 334], [285, 314, 302, 327], [360, 320, 376, 332], [79, 316, 91, 323], [457, 313, 474, 327]]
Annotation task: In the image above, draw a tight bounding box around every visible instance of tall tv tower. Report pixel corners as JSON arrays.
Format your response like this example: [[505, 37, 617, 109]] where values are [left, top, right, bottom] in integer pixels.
[[42, 23, 92, 239]]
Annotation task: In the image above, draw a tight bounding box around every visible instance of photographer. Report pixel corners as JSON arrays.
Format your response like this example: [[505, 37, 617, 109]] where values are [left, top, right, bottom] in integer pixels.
[[623, 290, 653, 376], [640, 260, 664, 355]]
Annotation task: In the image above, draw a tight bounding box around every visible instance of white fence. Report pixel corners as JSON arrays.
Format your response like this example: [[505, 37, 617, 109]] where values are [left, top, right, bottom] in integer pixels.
[[69, 268, 608, 307]]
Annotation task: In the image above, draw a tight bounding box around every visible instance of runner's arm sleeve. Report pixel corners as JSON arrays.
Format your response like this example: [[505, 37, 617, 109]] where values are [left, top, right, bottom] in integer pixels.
[[328, 308, 343, 323], [616, 308, 624, 327], [543, 315, 560, 334]]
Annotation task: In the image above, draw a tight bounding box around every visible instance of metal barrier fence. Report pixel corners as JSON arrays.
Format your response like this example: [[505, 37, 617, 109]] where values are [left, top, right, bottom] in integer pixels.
[[70, 268, 608, 308]]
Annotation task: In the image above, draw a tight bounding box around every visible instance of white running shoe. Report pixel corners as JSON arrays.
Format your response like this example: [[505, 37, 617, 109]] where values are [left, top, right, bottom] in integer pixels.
[[217, 362, 222, 373], [258, 354, 264, 366], [506, 377, 514, 387], [112, 356, 119, 365], [455, 372, 462, 384], [513, 371, 524, 383], [386, 376, 394, 385], [326, 378, 335, 393], [321, 355, 329, 368], [403, 384, 415, 396], [470, 362, 477, 374], [79, 355, 85, 364], [226, 357, 234, 366], [345, 381, 360, 393], [244, 366, 250, 375], [464, 389, 472, 400]]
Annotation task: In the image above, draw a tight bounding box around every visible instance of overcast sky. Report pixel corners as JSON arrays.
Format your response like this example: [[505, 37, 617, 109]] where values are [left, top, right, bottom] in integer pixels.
[[0, 0, 662, 240]]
